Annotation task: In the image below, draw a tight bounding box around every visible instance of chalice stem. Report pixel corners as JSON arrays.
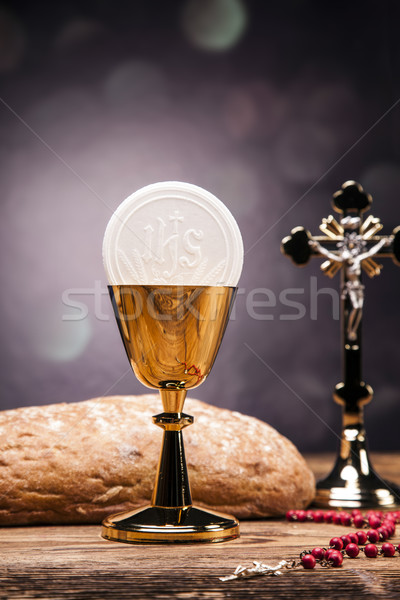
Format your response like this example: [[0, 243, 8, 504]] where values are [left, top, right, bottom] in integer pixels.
[[152, 388, 193, 509], [152, 429, 192, 508]]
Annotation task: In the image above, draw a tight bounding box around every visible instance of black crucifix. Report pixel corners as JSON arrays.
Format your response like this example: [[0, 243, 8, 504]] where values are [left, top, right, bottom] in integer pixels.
[[282, 180, 400, 508]]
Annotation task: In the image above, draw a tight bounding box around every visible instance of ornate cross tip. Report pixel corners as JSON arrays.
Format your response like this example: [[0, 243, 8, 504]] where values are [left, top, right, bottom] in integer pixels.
[[332, 180, 372, 214], [282, 181, 400, 279], [281, 226, 312, 266]]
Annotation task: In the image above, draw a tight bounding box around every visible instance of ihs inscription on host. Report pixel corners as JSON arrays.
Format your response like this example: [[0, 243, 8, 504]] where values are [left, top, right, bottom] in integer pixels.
[[103, 182, 243, 286], [139, 210, 206, 282]]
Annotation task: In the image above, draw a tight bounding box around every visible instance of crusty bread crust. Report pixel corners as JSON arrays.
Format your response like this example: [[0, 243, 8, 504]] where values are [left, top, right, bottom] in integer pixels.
[[0, 395, 315, 525]]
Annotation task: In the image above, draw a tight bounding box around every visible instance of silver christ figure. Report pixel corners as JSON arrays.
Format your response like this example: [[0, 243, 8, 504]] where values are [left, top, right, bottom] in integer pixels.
[[309, 220, 391, 342], [282, 180, 400, 508]]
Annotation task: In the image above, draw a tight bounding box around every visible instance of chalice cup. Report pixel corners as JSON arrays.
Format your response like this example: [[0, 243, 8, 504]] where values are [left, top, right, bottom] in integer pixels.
[[101, 284, 240, 543]]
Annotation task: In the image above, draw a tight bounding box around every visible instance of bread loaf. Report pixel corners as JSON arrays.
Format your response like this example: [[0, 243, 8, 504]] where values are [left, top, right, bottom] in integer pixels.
[[0, 395, 315, 524]]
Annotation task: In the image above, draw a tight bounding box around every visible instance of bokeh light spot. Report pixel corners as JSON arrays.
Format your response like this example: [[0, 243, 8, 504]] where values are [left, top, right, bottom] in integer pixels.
[[32, 303, 92, 363], [223, 87, 256, 139], [27, 88, 96, 130], [54, 19, 105, 50], [223, 81, 286, 140], [206, 158, 260, 217], [361, 163, 400, 208], [275, 121, 337, 184], [181, 0, 248, 52], [306, 83, 361, 146], [103, 59, 169, 113], [25, 88, 100, 150]]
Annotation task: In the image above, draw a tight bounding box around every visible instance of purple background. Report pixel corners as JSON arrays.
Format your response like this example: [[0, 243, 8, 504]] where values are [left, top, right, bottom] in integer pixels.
[[0, 0, 399, 452]]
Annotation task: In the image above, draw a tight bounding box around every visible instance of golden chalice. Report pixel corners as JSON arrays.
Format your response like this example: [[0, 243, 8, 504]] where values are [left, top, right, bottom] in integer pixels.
[[101, 181, 244, 543], [101, 285, 239, 543]]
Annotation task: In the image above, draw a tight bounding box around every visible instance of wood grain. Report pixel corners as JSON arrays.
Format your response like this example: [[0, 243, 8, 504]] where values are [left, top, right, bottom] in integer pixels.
[[0, 453, 399, 600]]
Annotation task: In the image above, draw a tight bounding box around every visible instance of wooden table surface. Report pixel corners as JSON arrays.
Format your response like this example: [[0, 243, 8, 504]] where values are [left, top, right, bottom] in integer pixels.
[[0, 453, 399, 600]]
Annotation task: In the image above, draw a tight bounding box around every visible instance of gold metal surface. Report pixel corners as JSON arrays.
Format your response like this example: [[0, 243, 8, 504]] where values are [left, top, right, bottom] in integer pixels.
[[102, 506, 239, 544], [314, 407, 400, 508], [361, 215, 383, 238], [319, 215, 344, 239], [321, 259, 341, 278], [362, 256, 382, 278], [110, 285, 235, 392], [101, 285, 239, 543]]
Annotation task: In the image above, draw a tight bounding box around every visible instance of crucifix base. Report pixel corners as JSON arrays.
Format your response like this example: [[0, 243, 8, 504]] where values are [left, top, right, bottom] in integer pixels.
[[314, 468, 400, 509], [313, 411, 400, 509]]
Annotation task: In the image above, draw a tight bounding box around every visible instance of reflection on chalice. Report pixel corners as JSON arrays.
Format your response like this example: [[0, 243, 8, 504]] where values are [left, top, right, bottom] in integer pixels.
[[101, 285, 239, 543], [101, 181, 243, 543]]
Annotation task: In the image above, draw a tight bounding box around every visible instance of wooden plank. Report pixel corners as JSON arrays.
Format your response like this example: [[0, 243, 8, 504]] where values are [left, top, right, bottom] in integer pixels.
[[0, 453, 399, 599], [1, 522, 400, 600]]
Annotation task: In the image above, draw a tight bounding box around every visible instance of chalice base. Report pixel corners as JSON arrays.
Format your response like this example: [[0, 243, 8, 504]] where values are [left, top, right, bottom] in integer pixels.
[[101, 505, 239, 544], [314, 471, 400, 509]]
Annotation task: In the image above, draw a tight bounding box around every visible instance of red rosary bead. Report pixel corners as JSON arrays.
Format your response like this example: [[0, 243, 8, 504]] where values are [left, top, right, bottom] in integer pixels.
[[340, 535, 351, 548], [356, 530, 368, 545], [340, 513, 352, 526], [324, 548, 335, 561], [385, 513, 396, 522], [347, 533, 358, 544], [311, 547, 325, 560], [329, 537, 344, 550], [377, 527, 389, 541], [367, 510, 383, 520], [332, 513, 342, 525], [286, 510, 296, 521], [353, 514, 365, 528], [345, 543, 360, 558], [367, 529, 380, 543], [301, 554, 316, 569], [382, 520, 393, 531], [313, 510, 324, 523], [327, 550, 343, 567], [284, 508, 400, 575], [381, 543, 396, 557], [384, 523, 395, 536], [323, 510, 336, 523], [364, 543, 379, 558], [385, 513, 395, 520], [368, 514, 381, 529]]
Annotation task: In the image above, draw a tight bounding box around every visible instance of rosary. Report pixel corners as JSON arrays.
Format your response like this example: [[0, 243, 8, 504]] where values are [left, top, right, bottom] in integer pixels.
[[220, 509, 400, 581]]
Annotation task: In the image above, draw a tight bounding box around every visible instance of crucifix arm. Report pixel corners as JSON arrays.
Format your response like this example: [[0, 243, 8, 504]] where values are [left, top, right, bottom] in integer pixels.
[[358, 237, 391, 262], [309, 239, 343, 263]]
